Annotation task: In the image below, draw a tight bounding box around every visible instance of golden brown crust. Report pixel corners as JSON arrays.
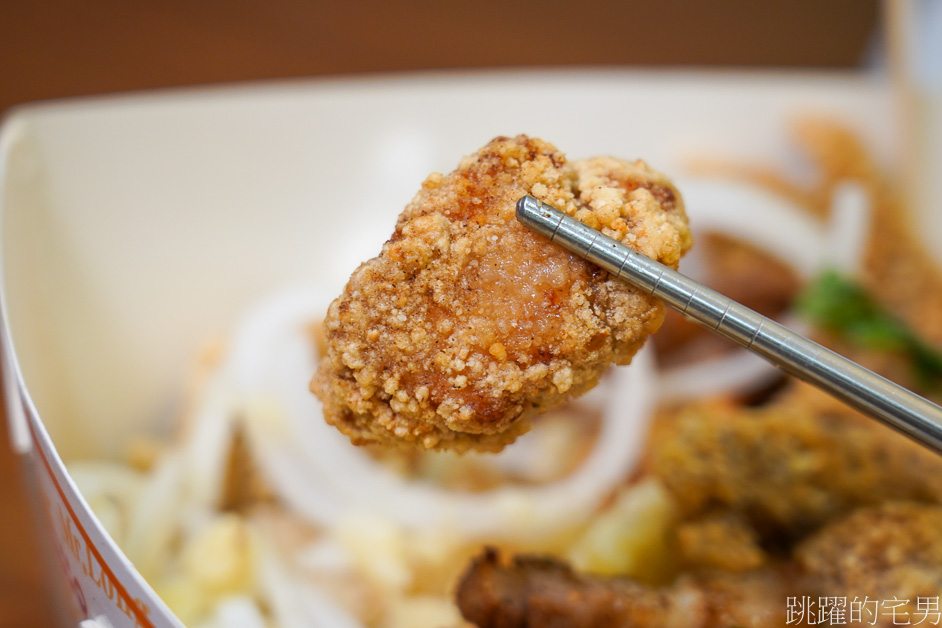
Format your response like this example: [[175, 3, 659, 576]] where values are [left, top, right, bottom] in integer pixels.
[[796, 502, 942, 622], [312, 135, 691, 451], [647, 388, 942, 541]]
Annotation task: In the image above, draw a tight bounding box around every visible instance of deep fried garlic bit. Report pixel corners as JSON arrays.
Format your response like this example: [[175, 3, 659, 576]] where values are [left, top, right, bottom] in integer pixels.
[[312, 135, 691, 452]]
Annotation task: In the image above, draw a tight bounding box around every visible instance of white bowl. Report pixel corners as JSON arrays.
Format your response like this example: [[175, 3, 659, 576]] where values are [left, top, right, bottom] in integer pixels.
[[0, 70, 904, 627]]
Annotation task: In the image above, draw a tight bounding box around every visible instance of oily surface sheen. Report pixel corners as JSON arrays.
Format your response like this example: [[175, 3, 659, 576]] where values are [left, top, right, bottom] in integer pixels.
[[312, 135, 692, 451]]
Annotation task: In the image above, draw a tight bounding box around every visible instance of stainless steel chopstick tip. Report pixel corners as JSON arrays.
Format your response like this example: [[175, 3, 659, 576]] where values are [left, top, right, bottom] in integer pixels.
[[516, 195, 562, 239]]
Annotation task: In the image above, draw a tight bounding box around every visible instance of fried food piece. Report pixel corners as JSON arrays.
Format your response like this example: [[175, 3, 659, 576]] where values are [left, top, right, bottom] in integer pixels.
[[647, 387, 942, 541], [455, 548, 787, 628], [312, 135, 691, 451], [676, 513, 768, 573], [797, 502, 942, 626], [455, 505, 942, 628]]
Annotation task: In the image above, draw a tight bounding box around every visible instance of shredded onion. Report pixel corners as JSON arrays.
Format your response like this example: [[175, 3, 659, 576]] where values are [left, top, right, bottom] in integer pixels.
[[212, 287, 655, 542], [180, 380, 241, 510], [121, 452, 186, 580], [67, 461, 145, 543], [657, 342, 778, 402], [200, 597, 268, 628], [675, 178, 830, 278], [825, 182, 871, 275], [255, 534, 363, 628]]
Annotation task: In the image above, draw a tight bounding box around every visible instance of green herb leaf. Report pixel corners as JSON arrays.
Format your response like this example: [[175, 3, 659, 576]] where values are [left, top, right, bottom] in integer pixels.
[[795, 270, 942, 387]]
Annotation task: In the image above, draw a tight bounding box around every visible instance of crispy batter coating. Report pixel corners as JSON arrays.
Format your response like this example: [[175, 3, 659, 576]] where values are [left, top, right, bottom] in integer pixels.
[[796, 502, 942, 626], [456, 548, 788, 628], [647, 386, 942, 541], [312, 135, 691, 451]]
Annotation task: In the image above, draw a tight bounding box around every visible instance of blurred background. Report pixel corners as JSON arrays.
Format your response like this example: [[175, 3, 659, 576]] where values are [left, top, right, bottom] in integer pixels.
[[0, 1, 881, 115], [0, 1, 883, 625]]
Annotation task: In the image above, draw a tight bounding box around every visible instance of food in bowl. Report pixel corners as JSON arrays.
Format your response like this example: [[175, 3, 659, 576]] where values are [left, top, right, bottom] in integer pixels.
[[68, 121, 942, 628]]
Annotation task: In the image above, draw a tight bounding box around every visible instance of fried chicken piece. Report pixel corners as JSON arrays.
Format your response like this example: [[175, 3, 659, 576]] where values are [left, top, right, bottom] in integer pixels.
[[796, 502, 942, 626], [455, 548, 788, 628], [647, 387, 942, 541], [800, 501, 942, 588], [455, 505, 942, 628], [312, 135, 691, 451]]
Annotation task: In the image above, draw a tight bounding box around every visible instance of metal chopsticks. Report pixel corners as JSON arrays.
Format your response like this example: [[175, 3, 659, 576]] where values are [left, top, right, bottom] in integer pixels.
[[516, 194, 942, 457]]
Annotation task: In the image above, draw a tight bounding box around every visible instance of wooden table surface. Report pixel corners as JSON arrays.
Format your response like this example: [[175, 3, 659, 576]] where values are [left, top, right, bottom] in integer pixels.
[[0, 1, 877, 625]]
